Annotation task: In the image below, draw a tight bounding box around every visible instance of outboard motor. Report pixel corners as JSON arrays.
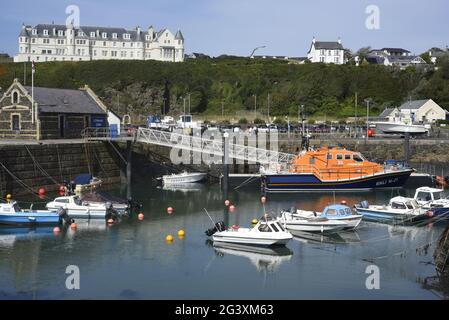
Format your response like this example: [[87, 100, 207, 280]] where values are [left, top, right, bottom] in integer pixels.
[[127, 197, 143, 212], [57, 206, 73, 224], [105, 202, 118, 220], [290, 206, 296, 214], [205, 221, 226, 236]]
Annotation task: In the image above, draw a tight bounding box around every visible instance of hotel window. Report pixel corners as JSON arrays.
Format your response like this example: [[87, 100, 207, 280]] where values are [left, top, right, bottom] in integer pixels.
[[130, 43, 133, 47], [90, 32, 95, 37], [122, 42, 125, 47], [320, 57, 325, 62], [93, 50, 97, 56], [43, 29, 48, 36], [102, 32, 107, 38], [146, 35, 150, 41], [112, 33, 117, 39], [12, 114, 20, 131], [58, 30, 64, 36], [78, 31, 84, 37], [320, 49, 325, 55], [102, 50, 107, 56], [103, 41, 106, 46], [32, 29, 37, 35], [32, 38, 36, 43], [328, 50, 332, 56], [130, 52, 134, 58], [334, 50, 339, 56], [335, 57, 339, 63]]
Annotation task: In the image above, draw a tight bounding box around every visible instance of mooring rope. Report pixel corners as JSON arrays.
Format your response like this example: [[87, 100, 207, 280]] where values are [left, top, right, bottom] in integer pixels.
[[24, 145, 60, 185]]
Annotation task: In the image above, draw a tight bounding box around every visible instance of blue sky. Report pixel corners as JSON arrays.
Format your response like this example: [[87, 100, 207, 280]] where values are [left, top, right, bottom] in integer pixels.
[[1, 0, 448, 57]]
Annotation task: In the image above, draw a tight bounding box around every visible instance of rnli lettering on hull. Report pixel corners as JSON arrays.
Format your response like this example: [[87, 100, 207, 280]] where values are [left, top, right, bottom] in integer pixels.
[[375, 177, 399, 186]]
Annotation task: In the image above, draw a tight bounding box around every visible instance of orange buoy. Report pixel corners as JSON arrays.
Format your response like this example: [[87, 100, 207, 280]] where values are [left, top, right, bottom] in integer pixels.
[[224, 200, 231, 206], [138, 213, 144, 220], [70, 222, 77, 230], [341, 200, 347, 205], [261, 196, 267, 204], [229, 205, 236, 213], [53, 226, 61, 234], [38, 187, 46, 196], [167, 207, 174, 214], [107, 218, 114, 224]]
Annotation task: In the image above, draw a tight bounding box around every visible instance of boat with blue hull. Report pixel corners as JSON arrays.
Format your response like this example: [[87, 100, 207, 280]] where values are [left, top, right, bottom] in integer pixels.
[[354, 197, 431, 225], [261, 147, 413, 192], [413, 187, 449, 221], [0, 201, 62, 226]]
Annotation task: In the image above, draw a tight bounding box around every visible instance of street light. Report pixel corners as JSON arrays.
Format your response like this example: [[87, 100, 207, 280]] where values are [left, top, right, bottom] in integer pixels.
[[364, 98, 372, 141], [253, 94, 257, 118], [249, 45, 266, 58]]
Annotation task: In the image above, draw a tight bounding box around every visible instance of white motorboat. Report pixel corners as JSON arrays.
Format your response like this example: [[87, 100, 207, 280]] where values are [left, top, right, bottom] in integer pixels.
[[46, 195, 111, 219], [277, 210, 348, 233], [413, 187, 449, 220], [161, 171, 207, 184], [371, 121, 428, 135], [206, 217, 293, 247], [354, 196, 430, 224], [292, 204, 363, 230]]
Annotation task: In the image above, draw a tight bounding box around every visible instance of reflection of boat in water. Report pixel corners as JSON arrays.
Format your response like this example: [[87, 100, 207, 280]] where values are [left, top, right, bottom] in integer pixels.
[[212, 241, 293, 272], [290, 229, 360, 244], [0, 226, 54, 247], [160, 183, 206, 192]]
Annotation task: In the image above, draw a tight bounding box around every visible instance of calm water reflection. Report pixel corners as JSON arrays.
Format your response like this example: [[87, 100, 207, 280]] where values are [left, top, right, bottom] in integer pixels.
[[0, 182, 447, 299]]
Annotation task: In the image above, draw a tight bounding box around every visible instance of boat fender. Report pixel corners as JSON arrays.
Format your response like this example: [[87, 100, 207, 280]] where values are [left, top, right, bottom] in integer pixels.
[[426, 210, 434, 217]]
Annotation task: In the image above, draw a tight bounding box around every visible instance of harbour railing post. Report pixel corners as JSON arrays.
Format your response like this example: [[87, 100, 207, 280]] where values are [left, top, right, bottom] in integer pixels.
[[222, 132, 229, 196], [404, 132, 410, 166], [126, 140, 132, 199]]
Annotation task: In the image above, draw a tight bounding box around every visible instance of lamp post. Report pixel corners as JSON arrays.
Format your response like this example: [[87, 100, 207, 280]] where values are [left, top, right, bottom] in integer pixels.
[[254, 94, 257, 118], [249, 45, 266, 58], [364, 98, 371, 141], [267, 93, 270, 123], [221, 101, 224, 117], [187, 93, 191, 114]]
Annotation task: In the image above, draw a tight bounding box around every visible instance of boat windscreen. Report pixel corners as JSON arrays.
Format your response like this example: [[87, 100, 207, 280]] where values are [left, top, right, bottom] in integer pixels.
[[258, 223, 272, 232]]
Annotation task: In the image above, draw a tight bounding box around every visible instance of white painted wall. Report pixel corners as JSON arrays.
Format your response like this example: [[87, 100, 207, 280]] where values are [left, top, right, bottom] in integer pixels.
[[108, 111, 121, 132]]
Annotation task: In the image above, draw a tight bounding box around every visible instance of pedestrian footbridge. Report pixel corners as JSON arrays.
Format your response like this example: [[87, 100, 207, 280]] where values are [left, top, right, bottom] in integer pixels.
[[81, 127, 295, 165]]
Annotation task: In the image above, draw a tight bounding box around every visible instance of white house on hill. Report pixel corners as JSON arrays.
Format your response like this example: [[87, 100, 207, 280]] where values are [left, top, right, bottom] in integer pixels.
[[399, 99, 448, 123], [307, 37, 346, 64]]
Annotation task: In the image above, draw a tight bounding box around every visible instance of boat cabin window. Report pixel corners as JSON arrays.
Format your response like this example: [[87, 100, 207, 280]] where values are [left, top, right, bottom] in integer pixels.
[[433, 192, 444, 200], [353, 154, 364, 162], [258, 223, 271, 232], [326, 209, 337, 215], [339, 209, 346, 215], [405, 202, 415, 210], [276, 222, 285, 231], [344, 154, 351, 160], [391, 202, 406, 209], [309, 157, 315, 165], [73, 196, 82, 206], [416, 192, 432, 202], [345, 208, 352, 215], [55, 198, 70, 203], [270, 223, 279, 232], [336, 154, 343, 160], [326, 154, 332, 160], [13, 203, 21, 212]]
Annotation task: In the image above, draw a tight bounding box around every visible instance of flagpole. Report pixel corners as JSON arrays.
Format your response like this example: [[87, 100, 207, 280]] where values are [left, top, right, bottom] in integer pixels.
[[31, 61, 34, 124]]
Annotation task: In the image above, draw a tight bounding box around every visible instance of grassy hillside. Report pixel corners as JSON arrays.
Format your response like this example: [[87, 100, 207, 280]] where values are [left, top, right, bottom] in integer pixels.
[[1, 57, 448, 122]]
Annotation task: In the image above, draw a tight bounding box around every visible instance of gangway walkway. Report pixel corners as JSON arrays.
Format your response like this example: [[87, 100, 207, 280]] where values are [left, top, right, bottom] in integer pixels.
[[81, 127, 295, 165]]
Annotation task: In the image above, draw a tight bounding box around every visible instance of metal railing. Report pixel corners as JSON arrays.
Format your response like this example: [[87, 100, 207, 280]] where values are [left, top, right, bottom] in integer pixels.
[[82, 127, 296, 165]]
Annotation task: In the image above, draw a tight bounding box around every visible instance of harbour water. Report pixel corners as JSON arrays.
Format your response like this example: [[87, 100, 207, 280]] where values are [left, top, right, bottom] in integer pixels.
[[0, 179, 448, 300]]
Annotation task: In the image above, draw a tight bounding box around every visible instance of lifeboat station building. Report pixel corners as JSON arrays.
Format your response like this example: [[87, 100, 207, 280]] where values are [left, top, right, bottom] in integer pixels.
[[0, 79, 108, 140]]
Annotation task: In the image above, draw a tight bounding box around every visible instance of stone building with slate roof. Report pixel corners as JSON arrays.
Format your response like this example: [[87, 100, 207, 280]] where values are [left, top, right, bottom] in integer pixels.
[[0, 79, 108, 139], [15, 22, 184, 63], [307, 37, 346, 64]]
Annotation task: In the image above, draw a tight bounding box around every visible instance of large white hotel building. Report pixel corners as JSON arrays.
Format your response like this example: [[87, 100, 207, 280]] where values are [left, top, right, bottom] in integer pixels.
[[14, 23, 185, 63]]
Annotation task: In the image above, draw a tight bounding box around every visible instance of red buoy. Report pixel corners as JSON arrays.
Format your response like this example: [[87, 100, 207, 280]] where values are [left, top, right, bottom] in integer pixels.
[[38, 187, 46, 196], [107, 219, 114, 224], [59, 185, 65, 192], [229, 205, 236, 213], [138, 213, 145, 220], [224, 200, 230, 206], [341, 200, 347, 205], [53, 226, 61, 234], [167, 207, 174, 214], [70, 223, 77, 230]]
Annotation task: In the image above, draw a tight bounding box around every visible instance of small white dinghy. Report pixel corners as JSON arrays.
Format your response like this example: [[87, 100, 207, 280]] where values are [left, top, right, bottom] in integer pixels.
[[277, 210, 348, 233], [161, 171, 207, 184], [205, 216, 293, 247]]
